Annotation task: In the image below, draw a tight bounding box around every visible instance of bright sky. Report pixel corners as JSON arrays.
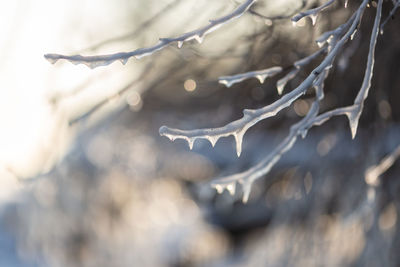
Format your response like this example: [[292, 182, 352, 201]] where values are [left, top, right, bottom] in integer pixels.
[[0, 0, 140, 200]]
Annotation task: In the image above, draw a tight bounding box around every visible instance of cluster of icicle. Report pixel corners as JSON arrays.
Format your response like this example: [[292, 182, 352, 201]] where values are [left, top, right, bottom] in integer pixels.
[[44, 0, 256, 68], [45, 0, 396, 203], [159, 0, 385, 203]]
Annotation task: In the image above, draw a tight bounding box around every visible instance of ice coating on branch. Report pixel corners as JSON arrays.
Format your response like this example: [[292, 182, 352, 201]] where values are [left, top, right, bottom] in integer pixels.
[[276, 68, 299, 95], [315, 15, 355, 48], [45, 56, 58, 65], [44, 0, 256, 68], [161, 0, 377, 203], [160, 0, 367, 163], [294, 47, 328, 68], [365, 144, 400, 186], [218, 66, 282, 88], [275, 47, 327, 95], [349, 0, 382, 138], [380, 0, 399, 35], [291, 0, 335, 25], [159, 121, 248, 157]]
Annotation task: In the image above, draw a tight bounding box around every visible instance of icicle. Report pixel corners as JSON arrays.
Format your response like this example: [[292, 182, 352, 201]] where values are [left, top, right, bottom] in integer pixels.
[[243, 109, 256, 116], [233, 130, 245, 157], [207, 136, 219, 147], [219, 79, 234, 88], [134, 49, 160, 59], [187, 138, 195, 150], [346, 109, 360, 139], [256, 74, 267, 84], [194, 34, 204, 44], [85, 60, 110, 69], [276, 68, 299, 95], [166, 134, 175, 141], [226, 183, 236, 196], [119, 58, 128, 65], [241, 181, 252, 203], [350, 29, 357, 40], [214, 184, 224, 194], [327, 35, 335, 45], [299, 128, 308, 139], [310, 14, 318, 25], [177, 41, 183, 48], [276, 82, 285, 95], [45, 56, 58, 65], [316, 33, 330, 47], [316, 40, 325, 48]]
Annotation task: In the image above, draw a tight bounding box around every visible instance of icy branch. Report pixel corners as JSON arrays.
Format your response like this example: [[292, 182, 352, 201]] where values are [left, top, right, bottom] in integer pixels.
[[293, 47, 328, 68], [160, 0, 367, 160], [365, 144, 400, 186], [291, 0, 336, 26], [218, 66, 282, 88], [218, 46, 327, 92], [277, 46, 328, 95], [380, 0, 400, 34], [346, 0, 382, 138], [44, 0, 256, 69], [208, 0, 379, 202], [211, 95, 322, 203]]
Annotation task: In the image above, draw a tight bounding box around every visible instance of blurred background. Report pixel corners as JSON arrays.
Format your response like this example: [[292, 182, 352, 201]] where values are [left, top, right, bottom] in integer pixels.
[[0, 0, 400, 266]]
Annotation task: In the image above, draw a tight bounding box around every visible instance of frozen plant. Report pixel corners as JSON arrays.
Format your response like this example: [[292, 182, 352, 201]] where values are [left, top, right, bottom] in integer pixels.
[[45, 0, 399, 203]]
